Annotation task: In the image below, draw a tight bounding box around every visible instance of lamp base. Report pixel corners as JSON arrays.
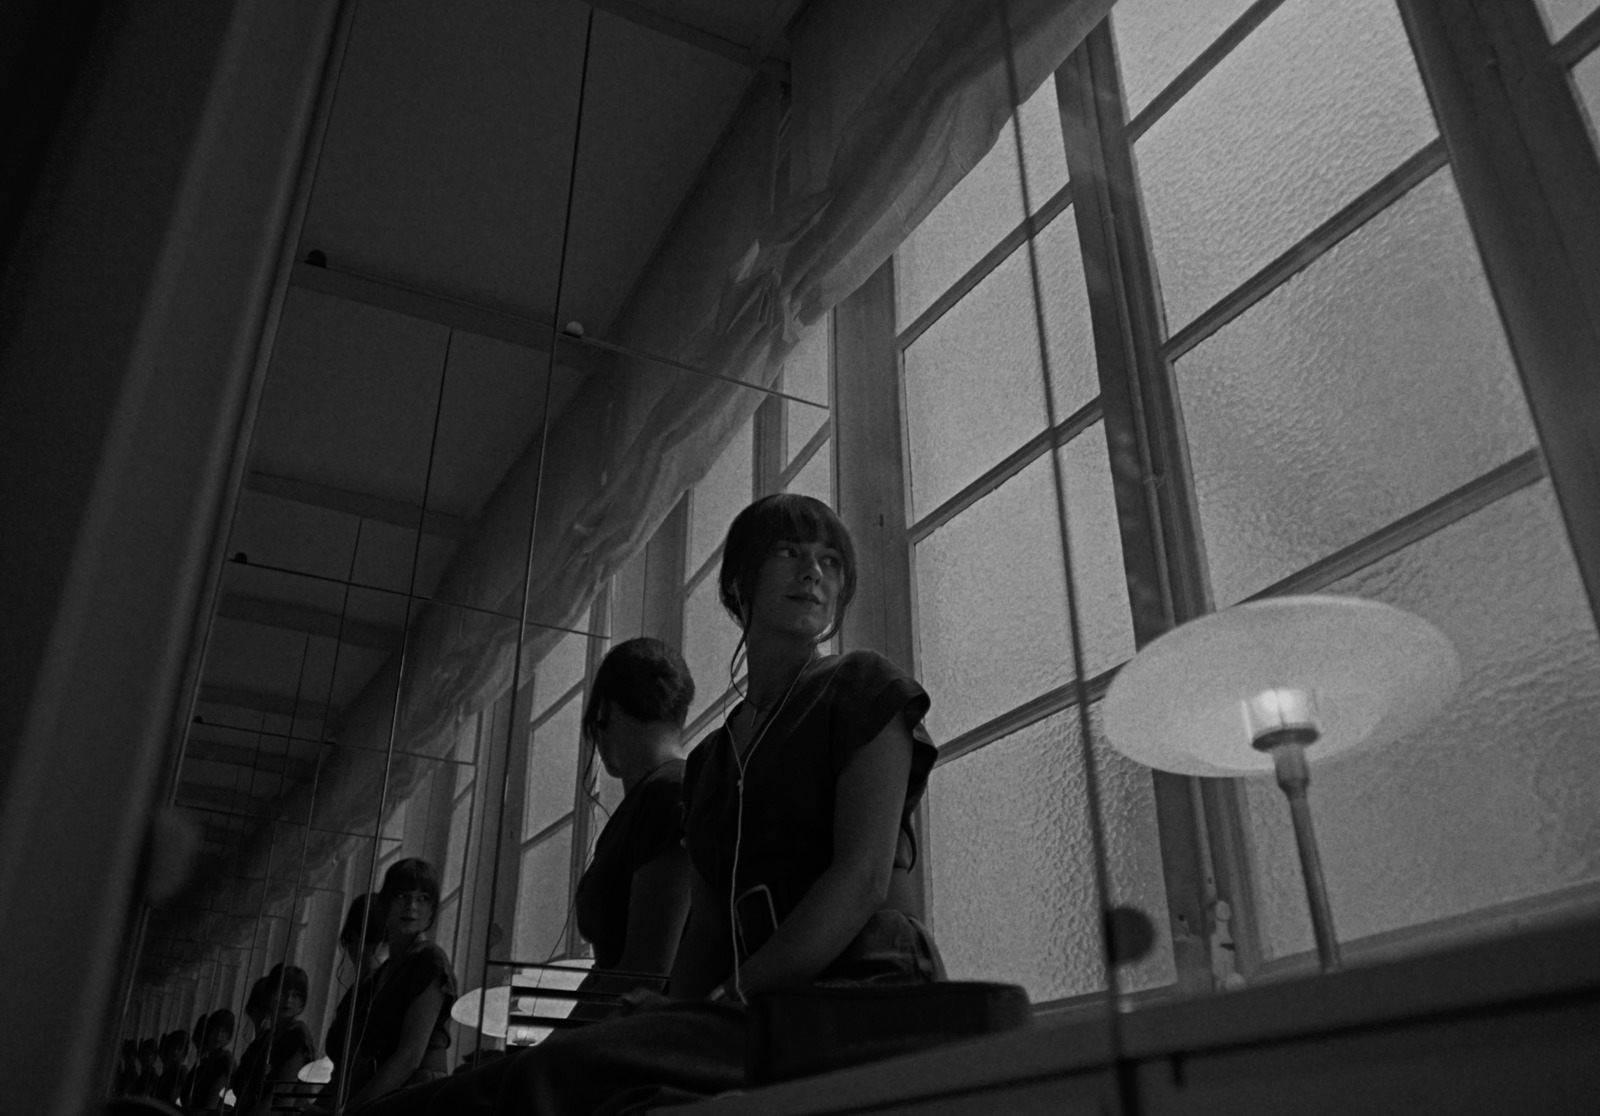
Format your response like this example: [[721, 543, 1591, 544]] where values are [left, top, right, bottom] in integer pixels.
[[1260, 738, 1343, 973]]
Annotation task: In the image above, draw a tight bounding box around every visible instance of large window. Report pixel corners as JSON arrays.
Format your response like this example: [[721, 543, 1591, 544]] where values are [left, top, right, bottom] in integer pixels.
[[889, 0, 1600, 1003]]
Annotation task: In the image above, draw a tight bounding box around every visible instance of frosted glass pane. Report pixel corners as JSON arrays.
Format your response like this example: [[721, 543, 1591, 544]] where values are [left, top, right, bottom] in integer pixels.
[[1244, 482, 1600, 960], [1182, 171, 1538, 606], [1137, 0, 1437, 330], [433, 898, 459, 963], [1111, 0, 1256, 121], [928, 705, 1174, 1001], [513, 823, 573, 966], [904, 210, 1099, 521], [688, 418, 753, 574], [443, 793, 472, 897], [784, 315, 831, 448], [533, 632, 587, 718], [915, 427, 1135, 744], [895, 80, 1069, 329], [1573, 49, 1600, 150], [1538, 0, 1599, 39], [682, 572, 738, 725], [785, 440, 832, 507], [525, 695, 580, 839], [784, 316, 832, 412]]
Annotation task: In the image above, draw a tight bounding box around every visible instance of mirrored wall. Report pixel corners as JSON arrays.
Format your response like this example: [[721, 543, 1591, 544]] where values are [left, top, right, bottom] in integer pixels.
[[116, 0, 1600, 1110]]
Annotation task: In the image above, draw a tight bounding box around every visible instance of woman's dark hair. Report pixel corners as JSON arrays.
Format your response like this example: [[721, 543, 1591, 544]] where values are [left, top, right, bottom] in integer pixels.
[[581, 637, 695, 740], [379, 857, 441, 909], [267, 963, 310, 1010], [244, 975, 273, 1021], [339, 893, 385, 949], [204, 1010, 234, 1043], [718, 493, 857, 642]]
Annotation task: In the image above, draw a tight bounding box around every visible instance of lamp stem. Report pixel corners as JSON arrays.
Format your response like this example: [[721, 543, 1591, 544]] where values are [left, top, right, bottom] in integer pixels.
[[1267, 741, 1341, 972]]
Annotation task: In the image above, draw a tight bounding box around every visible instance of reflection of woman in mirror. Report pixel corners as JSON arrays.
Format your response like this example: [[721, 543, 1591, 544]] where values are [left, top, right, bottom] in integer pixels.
[[323, 859, 458, 1110], [185, 1009, 235, 1114], [570, 637, 695, 1015], [319, 893, 385, 1106], [151, 1028, 190, 1103], [362, 493, 943, 1115], [234, 964, 315, 1116]]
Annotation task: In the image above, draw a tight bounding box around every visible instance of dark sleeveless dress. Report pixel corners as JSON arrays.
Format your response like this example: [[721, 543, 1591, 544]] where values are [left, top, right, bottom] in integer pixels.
[[359, 651, 941, 1116]]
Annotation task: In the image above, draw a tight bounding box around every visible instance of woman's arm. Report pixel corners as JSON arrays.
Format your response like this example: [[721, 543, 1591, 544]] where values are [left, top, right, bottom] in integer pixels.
[[715, 715, 914, 998], [615, 844, 693, 977], [579, 845, 694, 1005], [668, 866, 735, 999], [340, 980, 443, 1109]]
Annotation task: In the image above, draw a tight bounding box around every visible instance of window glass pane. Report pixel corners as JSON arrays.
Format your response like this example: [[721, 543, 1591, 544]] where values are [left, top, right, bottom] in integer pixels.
[[443, 793, 472, 899], [785, 317, 831, 460], [525, 695, 580, 839], [1180, 170, 1538, 606], [682, 573, 738, 726], [915, 427, 1134, 744], [1572, 49, 1600, 146], [533, 632, 587, 719], [903, 211, 1098, 522], [453, 713, 478, 786], [1243, 482, 1600, 960], [1136, 0, 1437, 331], [784, 440, 832, 507], [688, 418, 754, 575], [1111, 0, 1257, 122], [433, 897, 459, 963], [1537, 0, 1600, 40], [895, 81, 1069, 329], [513, 823, 574, 965], [928, 704, 1173, 1001]]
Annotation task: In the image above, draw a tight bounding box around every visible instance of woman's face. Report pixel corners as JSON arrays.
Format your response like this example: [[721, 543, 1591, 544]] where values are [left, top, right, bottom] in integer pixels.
[[386, 888, 436, 940], [746, 537, 845, 643]]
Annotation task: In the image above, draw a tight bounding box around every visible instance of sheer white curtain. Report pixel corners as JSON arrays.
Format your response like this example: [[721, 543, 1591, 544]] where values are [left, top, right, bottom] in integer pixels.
[[171, 0, 1115, 960]]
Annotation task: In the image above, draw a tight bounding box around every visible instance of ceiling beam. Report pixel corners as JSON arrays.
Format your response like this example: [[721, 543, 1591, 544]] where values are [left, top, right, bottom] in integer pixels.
[[216, 591, 402, 651], [585, 0, 791, 80], [243, 468, 469, 540], [288, 259, 614, 378], [174, 780, 284, 815], [197, 684, 334, 724], [181, 738, 317, 779]]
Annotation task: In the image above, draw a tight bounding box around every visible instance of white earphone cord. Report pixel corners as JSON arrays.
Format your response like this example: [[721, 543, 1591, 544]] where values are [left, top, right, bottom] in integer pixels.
[[723, 656, 811, 1003]]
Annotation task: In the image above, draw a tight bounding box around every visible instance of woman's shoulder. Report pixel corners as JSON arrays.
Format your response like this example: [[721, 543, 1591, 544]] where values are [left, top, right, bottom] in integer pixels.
[[815, 649, 919, 694]]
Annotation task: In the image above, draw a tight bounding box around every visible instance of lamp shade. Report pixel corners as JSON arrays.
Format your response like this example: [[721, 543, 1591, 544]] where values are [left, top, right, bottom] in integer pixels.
[[451, 984, 512, 1038], [1102, 595, 1460, 777]]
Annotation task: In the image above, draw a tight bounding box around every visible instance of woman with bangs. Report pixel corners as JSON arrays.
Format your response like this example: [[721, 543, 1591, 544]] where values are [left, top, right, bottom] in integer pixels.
[[362, 493, 943, 1115], [314, 859, 458, 1111]]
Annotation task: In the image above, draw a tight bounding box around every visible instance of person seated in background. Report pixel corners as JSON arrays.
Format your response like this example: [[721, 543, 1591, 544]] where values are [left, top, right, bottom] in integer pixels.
[[359, 493, 944, 1115], [319, 893, 386, 1106], [312, 860, 457, 1111], [569, 636, 696, 1017], [150, 1029, 189, 1105], [185, 1010, 236, 1114], [112, 1040, 139, 1097], [129, 1038, 161, 1096], [235, 964, 316, 1116], [231, 976, 273, 1101]]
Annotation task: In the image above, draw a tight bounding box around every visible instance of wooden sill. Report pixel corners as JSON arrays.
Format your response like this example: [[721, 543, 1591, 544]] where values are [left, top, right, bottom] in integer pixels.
[[678, 919, 1600, 1114]]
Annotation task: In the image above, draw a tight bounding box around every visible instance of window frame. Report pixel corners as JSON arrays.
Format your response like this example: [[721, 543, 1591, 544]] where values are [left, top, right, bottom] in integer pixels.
[[877, 0, 1600, 1003]]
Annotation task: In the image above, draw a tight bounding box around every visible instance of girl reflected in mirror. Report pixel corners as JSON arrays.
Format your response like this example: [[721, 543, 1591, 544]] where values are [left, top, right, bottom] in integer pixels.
[[361, 493, 943, 1115], [318, 894, 386, 1107], [569, 637, 696, 1017], [234, 963, 314, 1116], [185, 1009, 235, 1114], [314, 859, 458, 1111]]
